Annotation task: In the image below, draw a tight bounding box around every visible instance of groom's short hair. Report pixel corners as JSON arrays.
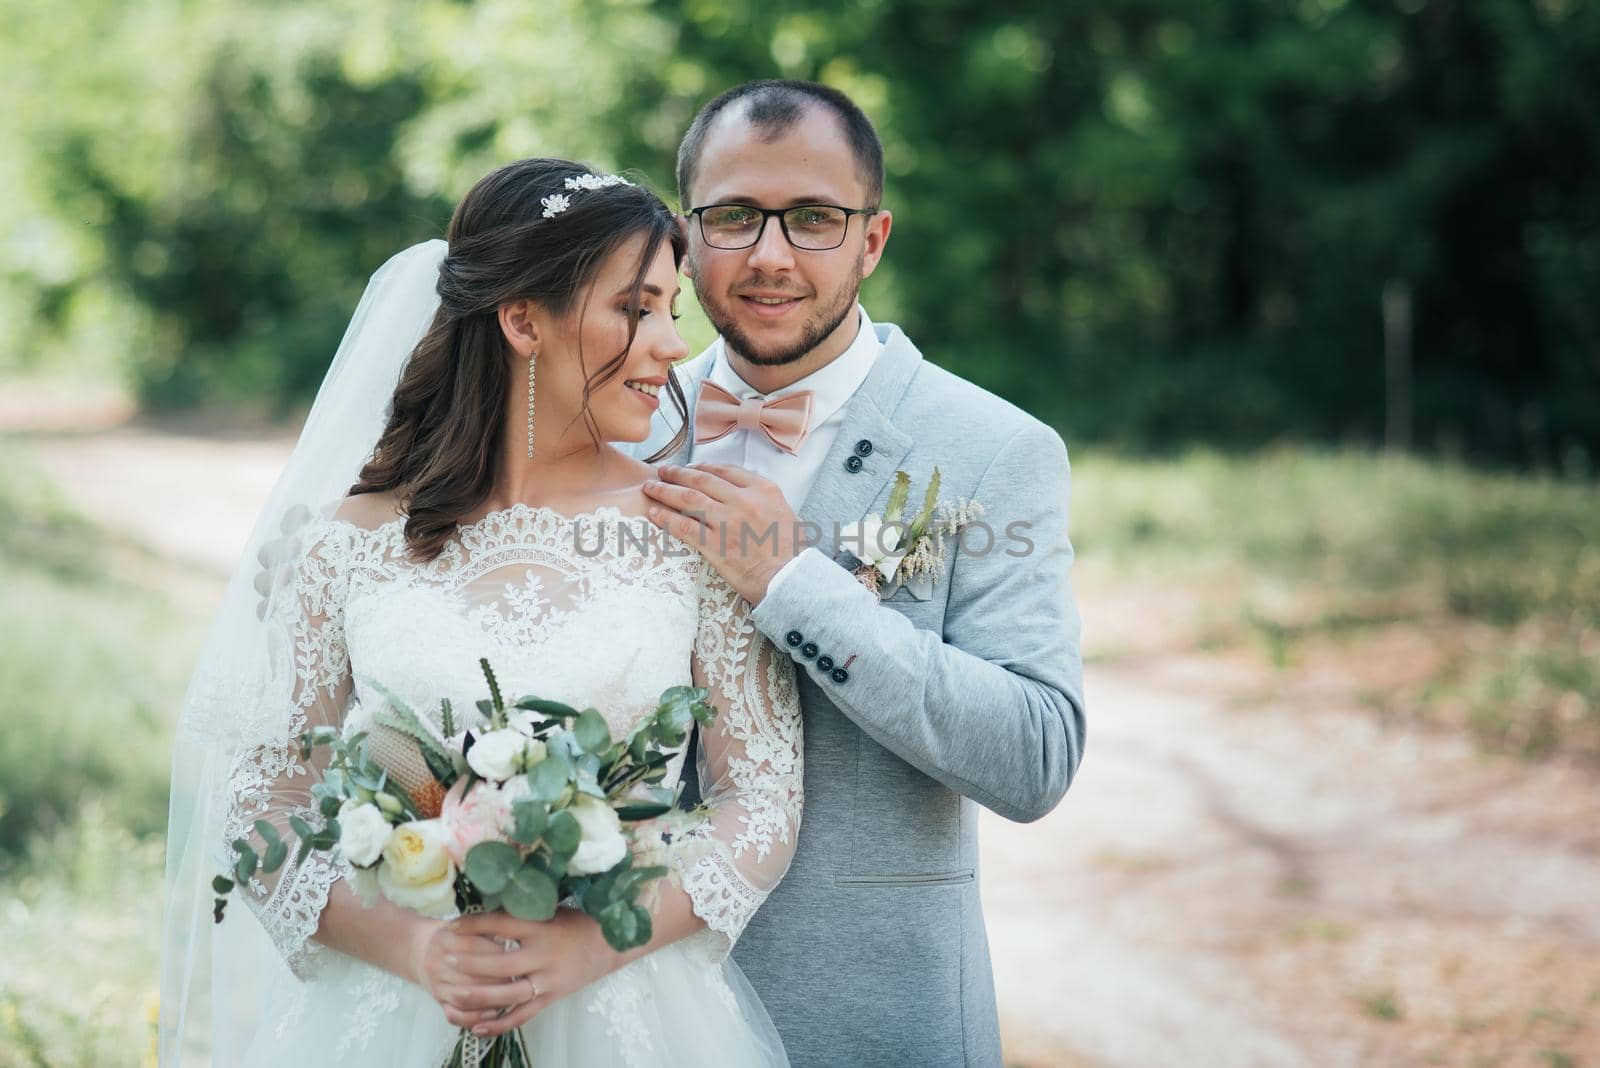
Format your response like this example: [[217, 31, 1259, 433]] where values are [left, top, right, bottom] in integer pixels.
[[676, 80, 885, 211]]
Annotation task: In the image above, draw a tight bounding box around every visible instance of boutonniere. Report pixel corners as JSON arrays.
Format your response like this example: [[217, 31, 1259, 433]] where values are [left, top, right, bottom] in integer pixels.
[[845, 468, 983, 597]]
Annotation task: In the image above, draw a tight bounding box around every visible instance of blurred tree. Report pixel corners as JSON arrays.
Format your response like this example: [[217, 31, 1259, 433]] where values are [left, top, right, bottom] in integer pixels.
[[2, 0, 1595, 463]]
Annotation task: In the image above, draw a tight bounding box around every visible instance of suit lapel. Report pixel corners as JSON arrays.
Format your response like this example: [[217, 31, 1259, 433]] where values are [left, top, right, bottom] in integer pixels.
[[797, 327, 922, 558]]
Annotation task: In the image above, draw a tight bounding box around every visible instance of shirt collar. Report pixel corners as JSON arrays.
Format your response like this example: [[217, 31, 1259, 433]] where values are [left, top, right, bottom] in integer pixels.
[[707, 305, 880, 427]]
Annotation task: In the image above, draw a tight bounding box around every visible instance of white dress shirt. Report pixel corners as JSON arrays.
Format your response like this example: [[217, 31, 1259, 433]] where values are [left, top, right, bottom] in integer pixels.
[[694, 305, 880, 510], [692, 305, 880, 598]]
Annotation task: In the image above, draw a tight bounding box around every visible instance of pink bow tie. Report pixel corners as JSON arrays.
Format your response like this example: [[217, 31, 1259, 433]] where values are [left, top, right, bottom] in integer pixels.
[[693, 379, 815, 455]]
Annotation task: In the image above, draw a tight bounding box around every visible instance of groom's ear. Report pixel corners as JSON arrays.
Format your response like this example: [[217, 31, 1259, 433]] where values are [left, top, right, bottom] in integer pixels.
[[497, 300, 542, 358]]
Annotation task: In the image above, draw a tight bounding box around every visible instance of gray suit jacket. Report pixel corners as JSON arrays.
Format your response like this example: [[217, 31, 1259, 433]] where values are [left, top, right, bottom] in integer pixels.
[[632, 324, 1085, 1067]]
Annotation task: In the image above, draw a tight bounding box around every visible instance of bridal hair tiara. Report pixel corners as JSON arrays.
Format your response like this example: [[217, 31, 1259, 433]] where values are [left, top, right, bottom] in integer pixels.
[[541, 173, 635, 218]]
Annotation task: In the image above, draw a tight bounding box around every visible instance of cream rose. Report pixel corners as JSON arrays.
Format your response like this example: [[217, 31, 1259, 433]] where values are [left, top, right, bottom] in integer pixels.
[[466, 728, 528, 781], [337, 799, 392, 868], [376, 819, 458, 917], [567, 795, 628, 875]]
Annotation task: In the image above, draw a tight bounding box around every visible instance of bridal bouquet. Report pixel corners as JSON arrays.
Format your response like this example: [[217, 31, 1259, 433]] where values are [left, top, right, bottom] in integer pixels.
[[214, 658, 717, 1068]]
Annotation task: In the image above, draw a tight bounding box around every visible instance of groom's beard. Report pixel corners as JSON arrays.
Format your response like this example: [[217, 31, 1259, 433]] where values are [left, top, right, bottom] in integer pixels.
[[696, 251, 864, 368]]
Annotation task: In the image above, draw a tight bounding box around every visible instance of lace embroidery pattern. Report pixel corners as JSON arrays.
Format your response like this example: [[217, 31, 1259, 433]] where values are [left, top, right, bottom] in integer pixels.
[[221, 501, 801, 991], [582, 955, 662, 1068], [672, 568, 804, 954], [222, 522, 361, 978]]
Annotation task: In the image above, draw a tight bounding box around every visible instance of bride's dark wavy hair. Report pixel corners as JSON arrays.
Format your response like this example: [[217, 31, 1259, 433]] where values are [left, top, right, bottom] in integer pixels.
[[350, 157, 690, 561]]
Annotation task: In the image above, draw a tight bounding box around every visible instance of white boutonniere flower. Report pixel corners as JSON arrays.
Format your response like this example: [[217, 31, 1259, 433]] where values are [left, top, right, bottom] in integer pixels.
[[850, 467, 982, 597], [853, 512, 906, 584]]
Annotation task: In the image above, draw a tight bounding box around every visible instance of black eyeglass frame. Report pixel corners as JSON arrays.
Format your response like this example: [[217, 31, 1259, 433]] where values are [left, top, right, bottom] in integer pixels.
[[685, 203, 880, 251]]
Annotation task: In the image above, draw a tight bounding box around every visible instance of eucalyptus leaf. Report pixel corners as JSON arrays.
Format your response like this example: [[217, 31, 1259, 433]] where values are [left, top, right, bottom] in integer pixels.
[[581, 871, 618, 917], [526, 754, 570, 802], [630, 904, 653, 947], [613, 864, 668, 900], [502, 865, 558, 921], [574, 710, 609, 753], [544, 810, 581, 857], [598, 899, 640, 951], [510, 798, 548, 845], [464, 841, 521, 895]]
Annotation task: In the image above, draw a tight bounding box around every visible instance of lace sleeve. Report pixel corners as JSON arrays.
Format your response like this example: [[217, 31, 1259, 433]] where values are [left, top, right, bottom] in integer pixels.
[[222, 520, 355, 979], [667, 564, 803, 957]]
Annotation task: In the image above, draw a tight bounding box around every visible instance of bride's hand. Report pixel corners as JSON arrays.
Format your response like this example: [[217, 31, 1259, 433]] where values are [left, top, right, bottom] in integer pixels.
[[447, 909, 620, 1038], [405, 917, 545, 1031]]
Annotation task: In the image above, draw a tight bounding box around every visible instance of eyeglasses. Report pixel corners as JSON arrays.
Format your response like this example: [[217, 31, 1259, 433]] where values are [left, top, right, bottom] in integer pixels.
[[687, 203, 879, 251]]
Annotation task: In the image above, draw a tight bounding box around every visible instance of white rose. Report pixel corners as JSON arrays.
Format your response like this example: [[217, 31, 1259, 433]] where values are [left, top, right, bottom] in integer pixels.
[[507, 710, 551, 743], [376, 819, 458, 918], [466, 728, 528, 781], [567, 795, 628, 875], [337, 799, 392, 868], [854, 513, 905, 582]]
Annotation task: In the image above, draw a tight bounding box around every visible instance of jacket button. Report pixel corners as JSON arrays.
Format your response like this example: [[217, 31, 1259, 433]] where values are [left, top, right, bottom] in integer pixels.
[[844, 455, 864, 473], [854, 439, 873, 457], [831, 667, 850, 683], [800, 642, 819, 659], [816, 655, 834, 671], [785, 630, 803, 647]]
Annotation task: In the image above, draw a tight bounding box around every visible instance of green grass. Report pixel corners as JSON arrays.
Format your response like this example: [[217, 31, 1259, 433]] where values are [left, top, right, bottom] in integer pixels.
[[0, 454, 201, 857], [0, 446, 203, 1067], [1072, 446, 1599, 623], [1071, 446, 1600, 758]]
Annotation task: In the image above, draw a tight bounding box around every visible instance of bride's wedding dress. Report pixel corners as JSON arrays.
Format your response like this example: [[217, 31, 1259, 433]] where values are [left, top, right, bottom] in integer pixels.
[[157, 242, 799, 1067], [227, 500, 800, 1066]]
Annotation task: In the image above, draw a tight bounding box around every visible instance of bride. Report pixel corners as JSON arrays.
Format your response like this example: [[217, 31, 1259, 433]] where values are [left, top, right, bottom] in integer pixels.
[[158, 158, 801, 1066]]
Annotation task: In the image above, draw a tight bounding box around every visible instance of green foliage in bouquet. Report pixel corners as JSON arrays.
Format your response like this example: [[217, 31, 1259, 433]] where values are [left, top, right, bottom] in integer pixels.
[[213, 658, 717, 957]]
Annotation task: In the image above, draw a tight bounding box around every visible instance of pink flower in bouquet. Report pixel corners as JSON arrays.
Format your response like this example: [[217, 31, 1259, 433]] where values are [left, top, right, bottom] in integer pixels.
[[439, 776, 530, 866]]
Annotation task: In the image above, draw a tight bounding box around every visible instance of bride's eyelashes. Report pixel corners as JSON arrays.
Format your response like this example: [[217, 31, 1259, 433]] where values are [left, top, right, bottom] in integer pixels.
[[619, 300, 682, 321]]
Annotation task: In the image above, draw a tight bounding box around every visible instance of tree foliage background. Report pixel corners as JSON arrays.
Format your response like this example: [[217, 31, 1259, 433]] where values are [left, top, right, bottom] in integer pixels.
[[3, 0, 1596, 465]]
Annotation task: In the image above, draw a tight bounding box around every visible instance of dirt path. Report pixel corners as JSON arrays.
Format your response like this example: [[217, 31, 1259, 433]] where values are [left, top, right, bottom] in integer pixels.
[[17, 424, 1600, 1067]]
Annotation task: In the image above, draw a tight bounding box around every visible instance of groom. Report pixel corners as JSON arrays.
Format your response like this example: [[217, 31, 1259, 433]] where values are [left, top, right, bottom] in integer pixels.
[[637, 80, 1084, 1067]]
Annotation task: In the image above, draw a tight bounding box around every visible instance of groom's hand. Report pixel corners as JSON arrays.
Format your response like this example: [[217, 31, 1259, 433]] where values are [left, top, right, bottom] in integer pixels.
[[643, 463, 801, 604]]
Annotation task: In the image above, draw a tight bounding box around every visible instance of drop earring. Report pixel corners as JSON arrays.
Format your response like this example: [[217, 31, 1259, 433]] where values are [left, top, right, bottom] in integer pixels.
[[525, 351, 537, 459]]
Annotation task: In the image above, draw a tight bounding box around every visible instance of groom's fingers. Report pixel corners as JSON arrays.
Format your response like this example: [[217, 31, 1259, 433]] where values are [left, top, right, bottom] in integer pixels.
[[642, 477, 714, 515], [684, 461, 757, 488], [656, 463, 738, 500], [647, 502, 710, 547]]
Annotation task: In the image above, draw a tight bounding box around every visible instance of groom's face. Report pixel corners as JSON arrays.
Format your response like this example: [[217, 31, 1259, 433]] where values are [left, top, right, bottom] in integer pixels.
[[684, 106, 890, 368]]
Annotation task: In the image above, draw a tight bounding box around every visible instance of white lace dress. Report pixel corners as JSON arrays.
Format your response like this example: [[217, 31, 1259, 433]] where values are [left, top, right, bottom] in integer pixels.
[[222, 503, 801, 1067]]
